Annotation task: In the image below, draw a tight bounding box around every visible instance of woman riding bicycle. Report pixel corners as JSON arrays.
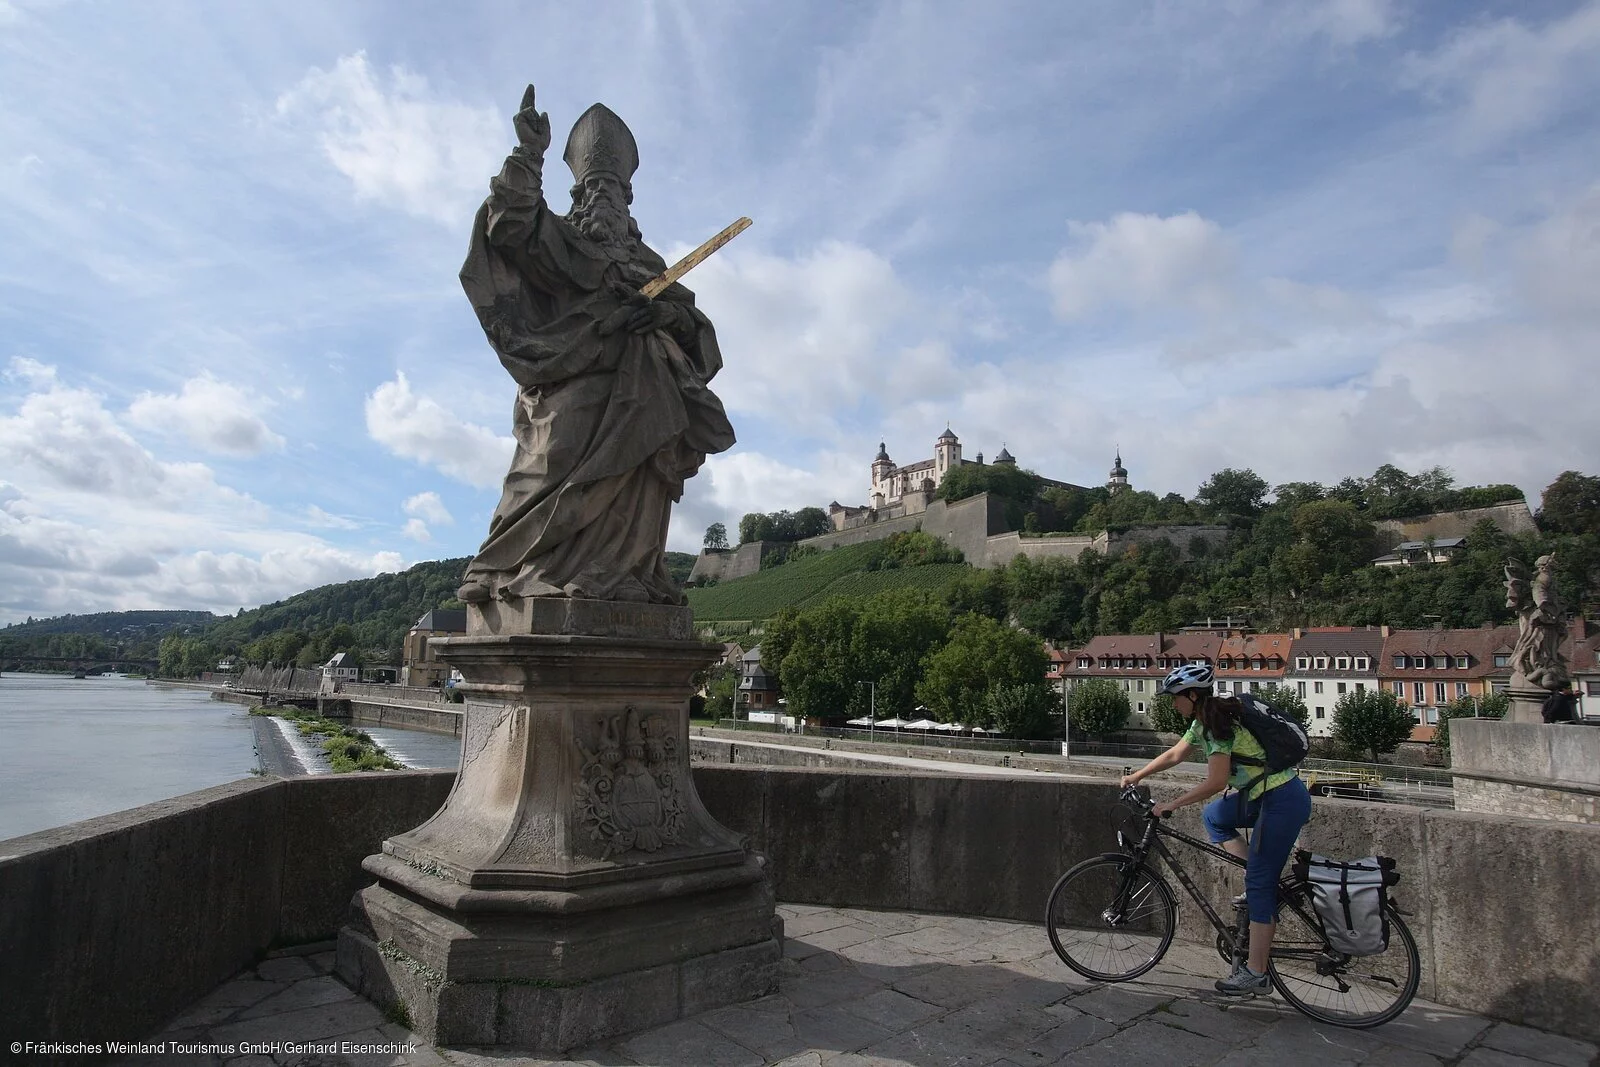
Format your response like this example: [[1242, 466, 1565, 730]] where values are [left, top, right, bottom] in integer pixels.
[[1120, 663, 1312, 996]]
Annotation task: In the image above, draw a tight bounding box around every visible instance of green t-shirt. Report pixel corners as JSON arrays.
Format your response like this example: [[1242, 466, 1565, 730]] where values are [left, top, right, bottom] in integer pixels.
[[1181, 718, 1298, 800]]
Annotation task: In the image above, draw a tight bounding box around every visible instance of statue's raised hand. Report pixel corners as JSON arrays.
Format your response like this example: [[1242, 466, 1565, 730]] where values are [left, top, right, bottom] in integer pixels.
[[512, 85, 551, 155]]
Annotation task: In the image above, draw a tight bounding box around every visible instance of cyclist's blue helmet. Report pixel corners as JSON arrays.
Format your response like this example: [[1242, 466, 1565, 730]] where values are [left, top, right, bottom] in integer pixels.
[[1159, 662, 1214, 695]]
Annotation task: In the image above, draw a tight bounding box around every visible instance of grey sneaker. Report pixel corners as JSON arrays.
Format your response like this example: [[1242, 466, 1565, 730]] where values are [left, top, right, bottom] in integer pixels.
[[1215, 963, 1270, 996]]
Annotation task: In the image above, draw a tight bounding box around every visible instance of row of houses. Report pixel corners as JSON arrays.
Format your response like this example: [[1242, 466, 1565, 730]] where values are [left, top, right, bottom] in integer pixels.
[[1048, 620, 1600, 739]]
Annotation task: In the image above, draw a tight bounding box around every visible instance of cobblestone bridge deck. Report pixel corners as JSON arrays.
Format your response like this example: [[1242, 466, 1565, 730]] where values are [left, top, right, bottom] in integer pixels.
[[128, 904, 1596, 1067]]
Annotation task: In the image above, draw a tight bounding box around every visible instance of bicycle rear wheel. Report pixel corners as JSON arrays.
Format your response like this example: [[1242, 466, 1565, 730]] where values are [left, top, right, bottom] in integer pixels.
[[1269, 903, 1420, 1028], [1045, 855, 1176, 981]]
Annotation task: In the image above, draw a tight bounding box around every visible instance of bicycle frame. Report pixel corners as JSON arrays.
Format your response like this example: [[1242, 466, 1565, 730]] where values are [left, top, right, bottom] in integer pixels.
[[1114, 803, 1326, 967]]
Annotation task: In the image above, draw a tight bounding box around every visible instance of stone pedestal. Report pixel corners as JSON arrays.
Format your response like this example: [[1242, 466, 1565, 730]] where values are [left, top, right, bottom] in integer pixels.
[[1505, 674, 1549, 725], [1451, 718, 1600, 824], [337, 599, 780, 1052]]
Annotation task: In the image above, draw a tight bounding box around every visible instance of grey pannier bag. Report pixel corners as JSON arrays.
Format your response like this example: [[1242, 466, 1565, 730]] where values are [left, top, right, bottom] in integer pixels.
[[1292, 851, 1400, 957]]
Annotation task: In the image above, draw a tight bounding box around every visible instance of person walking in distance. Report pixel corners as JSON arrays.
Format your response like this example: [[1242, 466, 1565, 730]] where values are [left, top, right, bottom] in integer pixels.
[[1120, 663, 1312, 995]]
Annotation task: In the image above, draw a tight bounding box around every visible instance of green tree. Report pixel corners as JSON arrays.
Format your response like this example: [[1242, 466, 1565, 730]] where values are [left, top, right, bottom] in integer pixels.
[[1434, 691, 1509, 761], [1253, 681, 1310, 729], [703, 522, 729, 550], [702, 664, 737, 720], [916, 613, 1048, 724], [1539, 471, 1600, 536], [157, 633, 186, 678], [1330, 688, 1415, 762], [1148, 691, 1185, 735], [984, 682, 1059, 739], [1069, 678, 1130, 737], [1196, 468, 1270, 519]]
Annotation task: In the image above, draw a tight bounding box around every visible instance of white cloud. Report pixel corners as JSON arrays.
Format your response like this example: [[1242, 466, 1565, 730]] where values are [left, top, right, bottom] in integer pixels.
[[687, 241, 927, 429], [401, 518, 431, 543], [1048, 212, 1237, 320], [305, 505, 360, 530], [364, 372, 514, 489], [402, 490, 453, 525], [1515, 182, 1600, 323], [0, 374, 237, 504], [1294, 0, 1401, 46], [5, 356, 56, 387], [275, 51, 504, 224], [1401, 3, 1600, 143], [127, 374, 286, 456]]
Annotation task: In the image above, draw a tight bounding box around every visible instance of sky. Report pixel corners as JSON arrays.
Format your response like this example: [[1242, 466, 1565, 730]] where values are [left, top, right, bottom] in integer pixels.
[[1, 0, 1597, 624]]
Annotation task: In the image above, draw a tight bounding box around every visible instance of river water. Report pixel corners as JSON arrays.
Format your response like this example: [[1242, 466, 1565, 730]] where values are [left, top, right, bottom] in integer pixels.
[[0, 673, 461, 843]]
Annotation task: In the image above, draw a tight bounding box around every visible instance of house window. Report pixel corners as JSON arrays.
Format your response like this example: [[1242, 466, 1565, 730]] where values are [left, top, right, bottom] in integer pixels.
[[1296, 657, 1309, 670], [1494, 654, 1510, 668], [1434, 681, 1446, 704], [1355, 657, 1370, 671], [1356, 682, 1366, 693], [1392, 681, 1405, 697], [1219, 657, 1231, 669], [1249, 681, 1260, 692], [1137, 702, 1146, 714], [1456, 682, 1468, 698], [1337, 682, 1347, 695], [1411, 707, 1423, 723], [1078, 658, 1090, 668], [1315, 707, 1325, 719], [1122, 680, 1130, 691], [1413, 681, 1426, 705], [1432, 655, 1448, 670], [1139, 657, 1150, 669], [1252, 657, 1264, 670], [1335, 657, 1350, 671], [1456, 656, 1469, 669], [1411, 656, 1427, 669], [1425, 708, 1440, 725], [1137, 680, 1145, 692], [1297, 681, 1307, 698], [1218, 680, 1229, 693], [1393, 655, 1407, 669], [1314, 681, 1324, 694], [1587, 681, 1600, 696]]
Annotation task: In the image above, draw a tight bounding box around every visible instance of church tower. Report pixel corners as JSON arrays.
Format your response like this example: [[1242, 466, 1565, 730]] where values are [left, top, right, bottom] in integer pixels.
[[1108, 450, 1129, 493], [871, 441, 894, 506], [933, 426, 961, 482]]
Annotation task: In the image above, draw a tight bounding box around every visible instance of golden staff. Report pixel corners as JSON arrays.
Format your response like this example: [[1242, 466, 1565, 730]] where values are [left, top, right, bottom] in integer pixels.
[[640, 217, 752, 299]]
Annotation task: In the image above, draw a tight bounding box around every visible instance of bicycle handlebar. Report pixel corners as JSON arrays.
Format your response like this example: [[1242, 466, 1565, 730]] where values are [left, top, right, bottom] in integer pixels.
[[1119, 785, 1171, 818]]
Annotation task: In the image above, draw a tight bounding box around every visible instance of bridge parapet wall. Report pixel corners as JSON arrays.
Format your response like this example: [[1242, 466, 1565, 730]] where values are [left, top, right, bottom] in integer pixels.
[[2, 764, 1596, 1054]]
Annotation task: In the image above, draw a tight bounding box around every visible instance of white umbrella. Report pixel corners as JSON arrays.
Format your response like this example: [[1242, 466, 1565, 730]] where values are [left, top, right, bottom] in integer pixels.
[[875, 717, 912, 728], [932, 721, 965, 732], [844, 716, 875, 726], [902, 718, 940, 730]]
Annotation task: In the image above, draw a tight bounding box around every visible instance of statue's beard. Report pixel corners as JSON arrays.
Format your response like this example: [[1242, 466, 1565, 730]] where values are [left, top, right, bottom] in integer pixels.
[[571, 197, 636, 250]]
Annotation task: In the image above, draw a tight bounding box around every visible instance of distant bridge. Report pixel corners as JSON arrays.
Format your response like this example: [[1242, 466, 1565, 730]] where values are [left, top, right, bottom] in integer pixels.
[[0, 656, 160, 673]]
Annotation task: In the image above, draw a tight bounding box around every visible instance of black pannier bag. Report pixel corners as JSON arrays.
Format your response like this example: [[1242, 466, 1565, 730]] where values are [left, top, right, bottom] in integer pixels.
[[1292, 850, 1399, 957]]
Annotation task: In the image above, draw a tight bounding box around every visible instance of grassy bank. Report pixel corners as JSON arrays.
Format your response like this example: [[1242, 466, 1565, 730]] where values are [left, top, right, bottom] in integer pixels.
[[249, 706, 402, 772]]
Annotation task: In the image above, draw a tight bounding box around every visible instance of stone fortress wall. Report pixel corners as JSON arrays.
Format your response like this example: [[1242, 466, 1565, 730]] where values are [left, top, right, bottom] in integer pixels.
[[690, 498, 1535, 584], [690, 491, 1230, 578]]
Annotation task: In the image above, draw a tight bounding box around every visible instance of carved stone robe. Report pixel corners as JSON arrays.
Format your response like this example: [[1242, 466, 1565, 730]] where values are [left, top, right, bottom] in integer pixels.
[[458, 157, 735, 604]]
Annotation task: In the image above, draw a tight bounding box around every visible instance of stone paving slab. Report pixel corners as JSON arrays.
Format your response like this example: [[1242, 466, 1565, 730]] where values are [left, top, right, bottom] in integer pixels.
[[122, 905, 1599, 1067]]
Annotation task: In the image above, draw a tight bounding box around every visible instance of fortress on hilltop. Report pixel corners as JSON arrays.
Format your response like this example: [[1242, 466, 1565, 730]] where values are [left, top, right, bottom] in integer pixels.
[[691, 428, 1230, 584]]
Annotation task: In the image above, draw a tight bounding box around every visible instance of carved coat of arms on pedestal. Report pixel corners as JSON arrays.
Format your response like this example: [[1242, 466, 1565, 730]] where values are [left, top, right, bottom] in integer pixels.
[[575, 706, 685, 857]]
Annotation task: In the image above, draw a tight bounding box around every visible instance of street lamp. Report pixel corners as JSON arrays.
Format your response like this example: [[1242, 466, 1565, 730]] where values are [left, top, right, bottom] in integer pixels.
[[1062, 680, 1071, 760], [859, 679, 876, 739]]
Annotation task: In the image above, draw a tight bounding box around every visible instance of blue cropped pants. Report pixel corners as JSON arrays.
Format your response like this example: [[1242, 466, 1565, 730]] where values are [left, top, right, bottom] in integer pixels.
[[1202, 775, 1312, 924]]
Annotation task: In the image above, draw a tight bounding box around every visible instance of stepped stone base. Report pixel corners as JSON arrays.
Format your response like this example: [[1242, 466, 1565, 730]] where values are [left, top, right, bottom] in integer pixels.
[[336, 596, 780, 1052]]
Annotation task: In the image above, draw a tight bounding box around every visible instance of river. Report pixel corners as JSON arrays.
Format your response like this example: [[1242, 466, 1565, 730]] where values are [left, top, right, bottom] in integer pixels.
[[0, 673, 461, 843]]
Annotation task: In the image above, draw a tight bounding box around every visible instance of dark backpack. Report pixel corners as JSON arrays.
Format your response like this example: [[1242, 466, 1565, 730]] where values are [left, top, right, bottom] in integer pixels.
[[1230, 692, 1309, 794]]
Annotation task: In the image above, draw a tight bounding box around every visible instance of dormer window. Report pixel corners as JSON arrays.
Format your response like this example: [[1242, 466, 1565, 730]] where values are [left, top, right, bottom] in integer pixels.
[[1335, 656, 1350, 671], [1411, 656, 1427, 669], [1393, 654, 1407, 669], [1139, 657, 1150, 669], [1296, 657, 1309, 670], [1494, 653, 1510, 668], [1219, 657, 1231, 669], [1077, 657, 1090, 669], [1314, 656, 1329, 670], [1432, 655, 1449, 669], [1252, 656, 1264, 670], [1456, 656, 1469, 669], [1355, 657, 1370, 671]]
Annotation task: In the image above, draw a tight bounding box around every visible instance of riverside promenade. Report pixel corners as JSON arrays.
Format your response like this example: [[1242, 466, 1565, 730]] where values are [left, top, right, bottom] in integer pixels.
[[125, 902, 1596, 1067]]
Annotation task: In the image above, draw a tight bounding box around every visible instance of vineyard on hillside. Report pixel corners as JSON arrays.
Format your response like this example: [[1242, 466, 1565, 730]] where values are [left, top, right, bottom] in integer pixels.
[[685, 540, 972, 627]]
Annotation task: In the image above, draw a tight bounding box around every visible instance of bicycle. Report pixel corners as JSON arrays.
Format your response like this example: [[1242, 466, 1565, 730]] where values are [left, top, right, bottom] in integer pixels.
[[1044, 785, 1419, 1028]]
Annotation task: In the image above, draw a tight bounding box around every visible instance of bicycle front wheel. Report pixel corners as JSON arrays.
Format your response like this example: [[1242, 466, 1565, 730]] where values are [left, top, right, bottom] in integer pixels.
[[1046, 855, 1176, 981], [1269, 903, 1420, 1028]]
